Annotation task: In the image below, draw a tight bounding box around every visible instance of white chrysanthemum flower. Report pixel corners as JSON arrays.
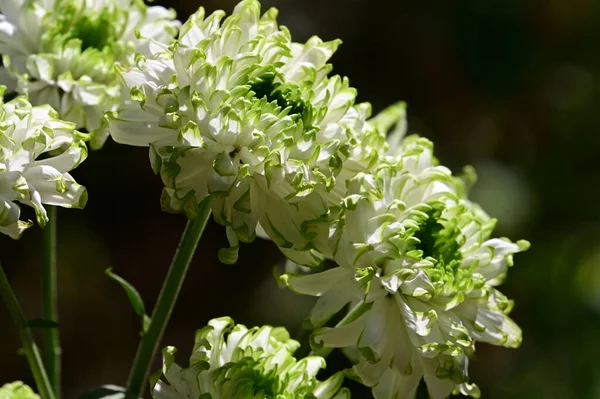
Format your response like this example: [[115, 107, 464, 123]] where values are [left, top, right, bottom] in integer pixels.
[[0, 87, 87, 238], [282, 133, 529, 398], [0, 381, 39, 399], [107, 0, 385, 264], [153, 317, 350, 399], [0, 0, 180, 148]]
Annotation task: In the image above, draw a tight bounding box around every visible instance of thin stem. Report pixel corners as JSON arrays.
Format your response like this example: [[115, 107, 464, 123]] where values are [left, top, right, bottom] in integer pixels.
[[0, 264, 55, 399], [309, 300, 371, 358], [42, 206, 60, 398], [125, 199, 212, 399]]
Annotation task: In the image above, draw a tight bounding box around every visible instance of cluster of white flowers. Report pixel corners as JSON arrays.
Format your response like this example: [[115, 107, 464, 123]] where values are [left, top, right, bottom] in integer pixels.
[[0, 0, 529, 397], [0, 87, 87, 238], [154, 317, 349, 399], [103, 1, 529, 397], [0, 0, 180, 148]]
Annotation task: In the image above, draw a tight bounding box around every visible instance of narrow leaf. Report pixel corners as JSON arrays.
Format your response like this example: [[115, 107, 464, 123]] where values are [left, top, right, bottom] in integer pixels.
[[105, 268, 150, 334], [79, 385, 125, 399]]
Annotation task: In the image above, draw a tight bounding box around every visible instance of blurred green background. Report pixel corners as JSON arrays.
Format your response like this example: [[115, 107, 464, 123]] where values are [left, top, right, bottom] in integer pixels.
[[2, 0, 600, 398]]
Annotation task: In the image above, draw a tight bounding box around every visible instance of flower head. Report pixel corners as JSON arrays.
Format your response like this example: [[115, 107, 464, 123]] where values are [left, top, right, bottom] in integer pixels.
[[0, 0, 180, 148], [153, 317, 350, 399], [107, 0, 384, 264], [0, 87, 87, 238], [0, 382, 39, 399], [281, 110, 529, 398]]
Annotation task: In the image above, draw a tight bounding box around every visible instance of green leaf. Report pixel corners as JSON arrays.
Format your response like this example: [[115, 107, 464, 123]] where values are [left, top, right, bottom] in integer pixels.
[[105, 268, 150, 335], [79, 385, 125, 399], [25, 319, 59, 328]]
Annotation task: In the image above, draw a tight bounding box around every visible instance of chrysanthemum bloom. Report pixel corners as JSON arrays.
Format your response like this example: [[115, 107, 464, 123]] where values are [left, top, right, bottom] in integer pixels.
[[107, 0, 385, 264], [0, 0, 180, 148], [0, 87, 87, 238], [153, 317, 350, 399], [0, 381, 39, 399], [282, 132, 529, 398]]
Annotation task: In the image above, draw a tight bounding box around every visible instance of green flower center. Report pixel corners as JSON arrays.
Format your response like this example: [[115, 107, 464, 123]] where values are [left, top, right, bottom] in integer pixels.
[[412, 205, 482, 294], [413, 206, 462, 267], [251, 373, 278, 397], [70, 10, 116, 51], [249, 74, 307, 117], [235, 365, 280, 397]]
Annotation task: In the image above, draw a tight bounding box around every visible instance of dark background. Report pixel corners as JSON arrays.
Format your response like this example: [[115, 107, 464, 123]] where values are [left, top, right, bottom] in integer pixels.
[[2, 0, 600, 398]]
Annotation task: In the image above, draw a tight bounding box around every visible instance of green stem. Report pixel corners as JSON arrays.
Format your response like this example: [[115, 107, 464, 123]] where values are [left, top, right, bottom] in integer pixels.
[[125, 199, 212, 399], [42, 206, 60, 398], [309, 300, 371, 358], [0, 264, 55, 399]]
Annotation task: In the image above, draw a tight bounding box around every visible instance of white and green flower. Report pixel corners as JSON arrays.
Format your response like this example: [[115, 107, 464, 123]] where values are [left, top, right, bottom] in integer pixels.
[[282, 130, 529, 398], [0, 381, 39, 399], [0, 87, 87, 238], [107, 0, 385, 264], [0, 0, 180, 148], [153, 317, 350, 399]]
